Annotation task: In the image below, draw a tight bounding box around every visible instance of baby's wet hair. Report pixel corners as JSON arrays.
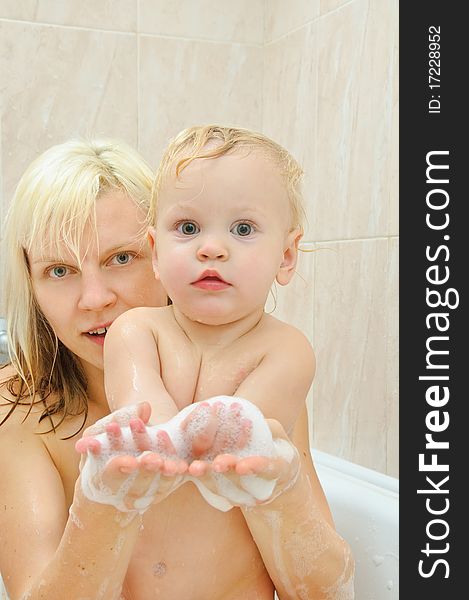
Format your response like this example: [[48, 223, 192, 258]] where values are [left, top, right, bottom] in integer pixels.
[[152, 125, 306, 232]]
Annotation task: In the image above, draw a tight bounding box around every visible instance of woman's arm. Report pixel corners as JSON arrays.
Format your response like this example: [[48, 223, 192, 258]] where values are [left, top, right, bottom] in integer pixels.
[[241, 407, 355, 600], [0, 414, 142, 600], [185, 405, 355, 598]]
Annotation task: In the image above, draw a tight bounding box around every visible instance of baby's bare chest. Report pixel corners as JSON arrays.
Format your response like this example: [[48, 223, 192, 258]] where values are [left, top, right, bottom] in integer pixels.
[[157, 334, 264, 408]]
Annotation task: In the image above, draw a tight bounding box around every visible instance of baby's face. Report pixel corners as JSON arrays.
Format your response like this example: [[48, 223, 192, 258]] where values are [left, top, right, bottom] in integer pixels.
[[151, 149, 299, 325]]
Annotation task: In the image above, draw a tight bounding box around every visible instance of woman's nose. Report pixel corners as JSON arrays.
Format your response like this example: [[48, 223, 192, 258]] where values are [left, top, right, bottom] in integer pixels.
[[77, 273, 117, 311], [196, 237, 229, 261]]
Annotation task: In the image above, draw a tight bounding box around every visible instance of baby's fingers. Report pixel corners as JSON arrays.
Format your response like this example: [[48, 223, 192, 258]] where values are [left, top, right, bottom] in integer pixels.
[[82, 402, 152, 438], [129, 418, 153, 452], [181, 401, 223, 457], [155, 429, 178, 456], [75, 436, 102, 455]]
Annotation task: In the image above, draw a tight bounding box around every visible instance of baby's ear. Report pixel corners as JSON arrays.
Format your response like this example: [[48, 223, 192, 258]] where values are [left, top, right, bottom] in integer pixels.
[[147, 227, 160, 280], [276, 228, 302, 286]]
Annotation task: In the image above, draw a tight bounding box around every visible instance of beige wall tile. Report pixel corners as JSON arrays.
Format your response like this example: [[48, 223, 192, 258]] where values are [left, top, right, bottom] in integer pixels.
[[139, 0, 264, 44], [312, 0, 398, 240], [386, 237, 398, 476], [138, 35, 262, 168], [0, 0, 137, 32], [312, 239, 390, 473], [389, 30, 399, 236], [0, 0, 398, 479], [263, 22, 318, 241], [0, 21, 138, 208], [265, 0, 319, 43], [319, 0, 350, 15]]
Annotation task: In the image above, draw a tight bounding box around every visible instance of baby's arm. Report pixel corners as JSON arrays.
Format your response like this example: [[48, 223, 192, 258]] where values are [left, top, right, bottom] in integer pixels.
[[104, 307, 178, 424], [235, 325, 316, 434]]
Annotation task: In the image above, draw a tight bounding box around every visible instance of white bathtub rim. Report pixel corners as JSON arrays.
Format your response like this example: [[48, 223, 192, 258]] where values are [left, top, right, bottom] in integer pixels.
[[312, 449, 399, 496]]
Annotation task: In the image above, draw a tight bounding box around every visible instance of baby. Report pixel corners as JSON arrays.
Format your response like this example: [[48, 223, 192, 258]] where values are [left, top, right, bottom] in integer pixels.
[[77, 125, 315, 512]]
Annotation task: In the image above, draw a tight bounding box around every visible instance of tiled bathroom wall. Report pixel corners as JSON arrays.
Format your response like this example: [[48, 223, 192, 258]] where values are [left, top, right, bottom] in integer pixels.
[[266, 0, 399, 477], [0, 0, 398, 476]]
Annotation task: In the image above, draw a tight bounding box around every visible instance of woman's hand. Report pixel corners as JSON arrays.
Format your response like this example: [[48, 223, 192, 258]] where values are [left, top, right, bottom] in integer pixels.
[[187, 418, 300, 507], [75, 404, 188, 512]]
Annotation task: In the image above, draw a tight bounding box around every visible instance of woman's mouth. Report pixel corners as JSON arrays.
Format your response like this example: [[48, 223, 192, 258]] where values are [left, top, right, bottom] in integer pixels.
[[84, 325, 109, 346]]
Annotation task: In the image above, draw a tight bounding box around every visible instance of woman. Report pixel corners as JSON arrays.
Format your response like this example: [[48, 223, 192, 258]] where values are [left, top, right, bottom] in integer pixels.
[[0, 138, 353, 599]]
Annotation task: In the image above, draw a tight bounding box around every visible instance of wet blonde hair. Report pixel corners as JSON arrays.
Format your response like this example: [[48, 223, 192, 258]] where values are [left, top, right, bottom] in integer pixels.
[[1, 138, 154, 435], [152, 125, 305, 231]]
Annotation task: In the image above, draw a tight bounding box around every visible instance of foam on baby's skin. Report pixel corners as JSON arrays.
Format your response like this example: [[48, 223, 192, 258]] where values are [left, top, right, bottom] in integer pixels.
[[79, 396, 295, 513]]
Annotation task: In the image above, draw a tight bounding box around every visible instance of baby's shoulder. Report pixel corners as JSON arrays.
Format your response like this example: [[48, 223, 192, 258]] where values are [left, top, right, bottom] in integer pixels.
[[259, 315, 315, 371], [262, 314, 314, 349], [109, 305, 172, 335]]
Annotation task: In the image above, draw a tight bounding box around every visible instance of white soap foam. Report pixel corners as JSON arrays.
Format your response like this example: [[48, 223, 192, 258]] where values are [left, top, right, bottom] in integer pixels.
[[80, 396, 294, 513]]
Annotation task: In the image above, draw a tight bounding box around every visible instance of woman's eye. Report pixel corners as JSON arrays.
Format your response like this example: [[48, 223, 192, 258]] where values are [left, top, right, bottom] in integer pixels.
[[111, 252, 134, 265], [48, 265, 69, 278], [177, 221, 199, 235], [232, 222, 253, 236]]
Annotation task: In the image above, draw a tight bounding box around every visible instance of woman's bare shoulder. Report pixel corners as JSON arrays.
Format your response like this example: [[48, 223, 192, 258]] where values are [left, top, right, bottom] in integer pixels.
[[0, 365, 47, 431]]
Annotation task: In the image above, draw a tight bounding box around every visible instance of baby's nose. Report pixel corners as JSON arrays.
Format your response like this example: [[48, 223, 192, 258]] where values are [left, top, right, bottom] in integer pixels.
[[196, 237, 229, 261]]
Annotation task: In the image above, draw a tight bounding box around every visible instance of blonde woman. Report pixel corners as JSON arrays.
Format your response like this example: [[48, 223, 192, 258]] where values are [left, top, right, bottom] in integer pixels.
[[0, 138, 353, 600]]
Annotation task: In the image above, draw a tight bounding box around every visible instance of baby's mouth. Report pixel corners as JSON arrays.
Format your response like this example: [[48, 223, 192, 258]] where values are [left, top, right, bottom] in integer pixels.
[[191, 275, 231, 291], [199, 276, 223, 282], [193, 270, 230, 286]]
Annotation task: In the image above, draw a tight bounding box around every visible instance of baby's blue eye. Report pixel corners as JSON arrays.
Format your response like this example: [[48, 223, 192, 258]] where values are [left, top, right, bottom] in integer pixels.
[[50, 265, 68, 278], [232, 222, 253, 236], [178, 221, 199, 235]]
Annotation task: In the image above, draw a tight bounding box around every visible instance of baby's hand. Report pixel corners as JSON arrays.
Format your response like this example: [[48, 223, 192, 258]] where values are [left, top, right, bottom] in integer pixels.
[[180, 400, 252, 460]]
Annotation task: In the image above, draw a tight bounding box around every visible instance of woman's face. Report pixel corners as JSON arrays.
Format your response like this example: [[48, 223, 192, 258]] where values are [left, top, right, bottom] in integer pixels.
[[29, 190, 166, 379]]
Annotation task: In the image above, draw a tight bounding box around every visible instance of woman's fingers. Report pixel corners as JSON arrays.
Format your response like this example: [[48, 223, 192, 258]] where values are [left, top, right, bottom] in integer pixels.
[[94, 451, 187, 511], [235, 455, 284, 478], [188, 460, 210, 477], [212, 454, 239, 473]]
